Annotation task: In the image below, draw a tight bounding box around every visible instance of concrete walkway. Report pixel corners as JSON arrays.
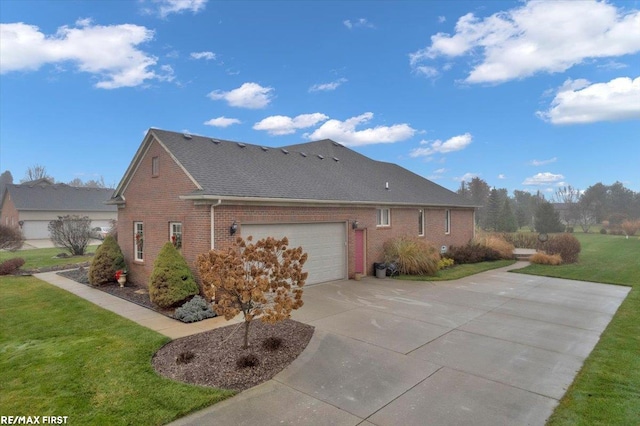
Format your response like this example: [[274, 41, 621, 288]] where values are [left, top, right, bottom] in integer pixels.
[[36, 271, 240, 338], [168, 262, 630, 426], [36, 264, 630, 425]]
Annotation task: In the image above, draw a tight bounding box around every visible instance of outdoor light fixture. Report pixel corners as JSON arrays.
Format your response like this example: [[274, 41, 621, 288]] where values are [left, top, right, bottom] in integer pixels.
[[352, 220, 359, 229], [230, 221, 238, 236]]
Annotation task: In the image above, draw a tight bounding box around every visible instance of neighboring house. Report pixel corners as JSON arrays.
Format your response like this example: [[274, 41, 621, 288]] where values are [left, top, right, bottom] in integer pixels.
[[0, 179, 117, 239], [109, 129, 477, 287]]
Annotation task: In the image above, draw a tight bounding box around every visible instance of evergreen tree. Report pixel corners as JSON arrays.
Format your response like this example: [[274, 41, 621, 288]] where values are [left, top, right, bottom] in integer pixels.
[[484, 188, 501, 231], [497, 198, 518, 232], [534, 201, 564, 233]]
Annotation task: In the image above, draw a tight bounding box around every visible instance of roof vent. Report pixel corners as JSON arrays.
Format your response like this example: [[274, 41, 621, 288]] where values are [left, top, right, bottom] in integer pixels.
[[211, 138, 221, 144], [333, 157, 339, 162], [183, 133, 192, 140], [300, 152, 307, 157], [317, 154, 324, 160], [281, 148, 289, 154], [332, 141, 341, 147], [237, 143, 246, 148], [261, 146, 269, 152], [385, 181, 390, 190]]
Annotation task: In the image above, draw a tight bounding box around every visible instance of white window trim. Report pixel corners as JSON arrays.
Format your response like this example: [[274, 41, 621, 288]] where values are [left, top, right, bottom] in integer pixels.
[[418, 209, 424, 236], [134, 222, 144, 262], [377, 208, 391, 227], [445, 209, 451, 235], [170, 222, 182, 248]]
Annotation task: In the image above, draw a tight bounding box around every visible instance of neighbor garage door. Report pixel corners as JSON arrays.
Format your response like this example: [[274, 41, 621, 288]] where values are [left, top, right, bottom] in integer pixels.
[[21, 221, 51, 239], [242, 222, 346, 285]]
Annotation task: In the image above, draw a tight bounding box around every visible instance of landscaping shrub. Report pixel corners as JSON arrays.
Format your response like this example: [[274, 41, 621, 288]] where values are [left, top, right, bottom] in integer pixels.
[[176, 351, 195, 365], [383, 236, 440, 275], [174, 295, 216, 323], [0, 258, 25, 275], [600, 228, 607, 235], [530, 252, 562, 265], [437, 257, 454, 270], [545, 233, 581, 264], [88, 235, 125, 286], [621, 220, 639, 236], [500, 232, 539, 249], [149, 242, 199, 308], [446, 243, 502, 264], [473, 233, 514, 259], [0, 224, 24, 251]]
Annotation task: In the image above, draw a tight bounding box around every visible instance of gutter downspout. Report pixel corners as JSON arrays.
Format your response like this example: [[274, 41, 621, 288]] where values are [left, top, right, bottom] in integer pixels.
[[210, 200, 222, 250]]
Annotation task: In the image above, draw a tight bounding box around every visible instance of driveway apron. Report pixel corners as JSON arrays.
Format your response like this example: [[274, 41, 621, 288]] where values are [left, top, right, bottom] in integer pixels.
[[169, 262, 629, 426]]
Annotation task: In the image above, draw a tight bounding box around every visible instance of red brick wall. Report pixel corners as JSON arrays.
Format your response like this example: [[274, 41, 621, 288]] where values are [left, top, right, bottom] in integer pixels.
[[117, 138, 475, 285], [117, 138, 208, 286], [0, 192, 20, 228]]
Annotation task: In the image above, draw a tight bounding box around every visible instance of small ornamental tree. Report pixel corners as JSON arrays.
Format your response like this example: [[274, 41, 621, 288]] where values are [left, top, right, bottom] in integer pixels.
[[0, 224, 24, 251], [149, 242, 199, 308], [88, 235, 126, 285], [48, 215, 92, 255], [534, 201, 565, 234], [196, 236, 308, 349]]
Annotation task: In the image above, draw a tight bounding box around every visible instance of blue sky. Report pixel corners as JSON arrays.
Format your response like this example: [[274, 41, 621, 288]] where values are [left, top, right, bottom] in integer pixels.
[[1, 0, 639, 194]]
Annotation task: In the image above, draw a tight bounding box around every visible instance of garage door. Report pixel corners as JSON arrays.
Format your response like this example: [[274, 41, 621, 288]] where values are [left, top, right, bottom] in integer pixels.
[[22, 221, 51, 239], [241, 222, 346, 285]]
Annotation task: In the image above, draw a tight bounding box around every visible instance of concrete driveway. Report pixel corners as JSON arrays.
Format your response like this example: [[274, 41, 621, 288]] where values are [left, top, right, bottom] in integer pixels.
[[170, 262, 630, 426]]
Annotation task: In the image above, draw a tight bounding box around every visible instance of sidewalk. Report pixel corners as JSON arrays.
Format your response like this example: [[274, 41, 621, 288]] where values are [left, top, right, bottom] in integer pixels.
[[35, 271, 241, 339]]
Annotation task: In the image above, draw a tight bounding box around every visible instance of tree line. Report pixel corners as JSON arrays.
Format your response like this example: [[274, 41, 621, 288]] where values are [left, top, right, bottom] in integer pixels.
[[457, 177, 640, 233], [0, 165, 109, 189]]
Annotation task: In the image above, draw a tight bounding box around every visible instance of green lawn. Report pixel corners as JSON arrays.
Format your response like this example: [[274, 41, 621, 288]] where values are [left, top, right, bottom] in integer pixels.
[[513, 233, 639, 425], [0, 276, 233, 425], [0, 245, 99, 270], [395, 259, 517, 281]]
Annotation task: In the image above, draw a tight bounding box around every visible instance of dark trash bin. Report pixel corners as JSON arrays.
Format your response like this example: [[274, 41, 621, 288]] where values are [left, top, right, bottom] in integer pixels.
[[386, 262, 399, 277], [374, 262, 387, 279]]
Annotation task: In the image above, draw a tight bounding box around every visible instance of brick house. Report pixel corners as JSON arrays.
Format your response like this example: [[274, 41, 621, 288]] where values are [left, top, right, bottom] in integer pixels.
[[0, 179, 116, 239], [109, 129, 477, 287]]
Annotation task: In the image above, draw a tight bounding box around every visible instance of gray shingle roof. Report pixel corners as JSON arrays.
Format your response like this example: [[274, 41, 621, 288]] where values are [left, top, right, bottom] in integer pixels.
[[5, 182, 116, 212], [141, 129, 475, 207]]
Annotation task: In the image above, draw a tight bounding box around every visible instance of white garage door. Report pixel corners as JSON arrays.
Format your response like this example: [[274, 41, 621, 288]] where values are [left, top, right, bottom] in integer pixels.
[[242, 222, 346, 285], [22, 221, 51, 239]]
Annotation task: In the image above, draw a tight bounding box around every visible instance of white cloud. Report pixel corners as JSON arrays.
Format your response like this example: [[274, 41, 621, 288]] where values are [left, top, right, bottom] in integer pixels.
[[523, 172, 565, 186], [414, 66, 438, 78], [208, 82, 274, 109], [153, 0, 207, 18], [0, 20, 171, 89], [530, 157, 557, 166], [456, 172, 480, 182], [305, 112, 415, 146], [190, 51, 216, 60], [498, 174, 506, 179], [410, 1, 640, 84], [343, 18, 375, 30], [253, 113, 329, 135], [309, 78, 347, 92], [438, 16, 447, 24], [410, 133, 472, 157], [537, 76, 640, 124], [203, 116, 241, 127]]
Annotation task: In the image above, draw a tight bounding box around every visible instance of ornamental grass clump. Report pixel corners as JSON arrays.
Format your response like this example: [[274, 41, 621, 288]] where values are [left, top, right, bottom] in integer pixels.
[[149, 242, 199, 308], [383, 236, 440, 275], [473, 233, 515, 259], [530, 252, 563, 265], [88, 235, 126, 285]]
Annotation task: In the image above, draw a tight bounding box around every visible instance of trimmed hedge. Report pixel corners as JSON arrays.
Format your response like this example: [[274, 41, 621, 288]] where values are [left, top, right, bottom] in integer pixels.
[[149, 242, 199, 308], [545, 233, 581, 264], [0, 258, 25, 275], [445, 243, 502, 264], [88, 235, 125, 286]]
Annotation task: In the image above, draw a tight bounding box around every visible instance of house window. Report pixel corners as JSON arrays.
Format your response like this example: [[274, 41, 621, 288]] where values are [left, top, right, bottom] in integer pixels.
[[134, 222, 144, 261], [445, 209, 451, 234], [377, 208, 390, 227], [170, 222, 182, 249], [418, 209, 424, 236], [152, 156, 159, 177]]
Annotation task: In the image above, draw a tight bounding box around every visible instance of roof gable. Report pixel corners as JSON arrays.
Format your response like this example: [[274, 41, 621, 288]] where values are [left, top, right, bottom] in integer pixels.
[[113, 129, 475, 208]]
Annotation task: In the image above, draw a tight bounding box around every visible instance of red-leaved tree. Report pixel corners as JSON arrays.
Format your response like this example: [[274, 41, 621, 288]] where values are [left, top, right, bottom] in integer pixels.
[[196, 236, 308, 349]]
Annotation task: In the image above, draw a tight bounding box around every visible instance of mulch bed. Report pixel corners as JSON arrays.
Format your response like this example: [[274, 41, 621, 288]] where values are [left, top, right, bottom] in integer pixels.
[[153, 319, 314, 391], [56, 266, 316, 392]]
